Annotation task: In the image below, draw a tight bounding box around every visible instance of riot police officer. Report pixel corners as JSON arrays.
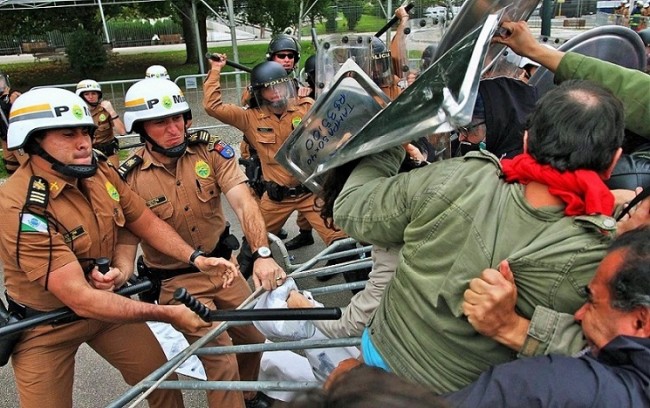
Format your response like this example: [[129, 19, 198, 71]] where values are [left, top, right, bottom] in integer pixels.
[[0, 87, 242, 408], [204, 58, 347, 256], [76, 79, 126, 166], [120, 78, 280, 408]]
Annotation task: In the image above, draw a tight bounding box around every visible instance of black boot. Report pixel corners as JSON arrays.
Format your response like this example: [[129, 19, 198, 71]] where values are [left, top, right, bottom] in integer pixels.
[[245, 392, 275, 408], [285, 229, 315, 250]]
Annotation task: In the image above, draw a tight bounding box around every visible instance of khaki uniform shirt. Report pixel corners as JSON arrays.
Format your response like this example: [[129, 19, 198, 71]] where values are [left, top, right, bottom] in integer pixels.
[[203, 70, 314, 187], [0, 159, 147, 311], [90, 104, 116, 146], [123, 143, 247, 270]]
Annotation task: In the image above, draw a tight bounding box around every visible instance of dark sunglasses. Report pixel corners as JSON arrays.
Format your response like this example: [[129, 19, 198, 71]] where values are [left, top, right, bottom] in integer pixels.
[[457, 121, 486, 136], [275, 53, 295, 60]]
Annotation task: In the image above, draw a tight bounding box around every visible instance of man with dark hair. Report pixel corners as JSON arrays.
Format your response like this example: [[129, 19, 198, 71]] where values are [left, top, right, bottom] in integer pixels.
[[447, 226, 650, 407], [333, 80, 626, 393]]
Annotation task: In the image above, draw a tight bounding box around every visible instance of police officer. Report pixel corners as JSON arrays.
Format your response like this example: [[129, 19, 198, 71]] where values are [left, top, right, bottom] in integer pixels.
[[0, 71, 26, 174], [145, 64, 171, 79], [239, 35, 315, 251], [204, 58, 347, 254], [0, 88, 242, 408], [76, 79, 126, 167], [120, 78, 280, 408]]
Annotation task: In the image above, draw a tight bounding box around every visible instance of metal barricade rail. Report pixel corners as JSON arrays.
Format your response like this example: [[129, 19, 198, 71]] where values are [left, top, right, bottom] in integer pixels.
[[108, 238, 372, 407]]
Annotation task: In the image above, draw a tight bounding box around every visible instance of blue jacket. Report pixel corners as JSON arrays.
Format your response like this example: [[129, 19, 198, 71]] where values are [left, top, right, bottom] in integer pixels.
[[445, 336, 650, 407]]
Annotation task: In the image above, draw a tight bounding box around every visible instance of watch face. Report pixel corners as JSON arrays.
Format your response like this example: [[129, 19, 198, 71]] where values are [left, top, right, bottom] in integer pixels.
[[257, 246, 272, 258]]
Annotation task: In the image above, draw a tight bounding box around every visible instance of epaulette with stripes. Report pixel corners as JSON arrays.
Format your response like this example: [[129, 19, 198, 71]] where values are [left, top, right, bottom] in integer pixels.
[[25, 176, 49, 209], [117, 155, 144, 180]]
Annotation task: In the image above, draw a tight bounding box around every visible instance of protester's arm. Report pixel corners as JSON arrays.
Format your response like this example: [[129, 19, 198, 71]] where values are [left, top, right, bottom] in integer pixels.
[[333, 146, 410, 247], [463, 260, 587, 357], [443, 353, 599, 407], [225, 183, 286, 291], [494, 21, 650, 137], [493, 21, 564, 72]]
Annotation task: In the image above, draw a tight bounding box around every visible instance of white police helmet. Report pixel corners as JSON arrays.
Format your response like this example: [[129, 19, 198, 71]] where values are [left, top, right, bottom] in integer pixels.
[[75, 79, 102, 99], [123, 78, 190, 133], [145, 65, 170, 80], [8, 88, 96, 150]]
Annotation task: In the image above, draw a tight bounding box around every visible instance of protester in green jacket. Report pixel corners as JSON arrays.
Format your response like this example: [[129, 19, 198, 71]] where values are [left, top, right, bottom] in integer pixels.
[[333, 80, 626, 393]]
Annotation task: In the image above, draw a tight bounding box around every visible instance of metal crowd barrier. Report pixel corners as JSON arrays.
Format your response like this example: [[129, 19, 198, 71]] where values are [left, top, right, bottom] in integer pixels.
[[108, 238, 371, 407]]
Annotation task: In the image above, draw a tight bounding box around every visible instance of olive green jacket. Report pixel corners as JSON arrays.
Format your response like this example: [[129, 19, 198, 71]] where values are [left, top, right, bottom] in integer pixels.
[[334, 148, 616, 392]]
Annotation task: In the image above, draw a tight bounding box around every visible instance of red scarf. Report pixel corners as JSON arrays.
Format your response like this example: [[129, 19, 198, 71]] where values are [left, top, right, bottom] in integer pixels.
[[500, 153, 614, 216]]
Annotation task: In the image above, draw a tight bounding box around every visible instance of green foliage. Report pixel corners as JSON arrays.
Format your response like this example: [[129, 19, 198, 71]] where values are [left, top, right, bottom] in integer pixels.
[[303, 12, 386, 35], [66, 30, 108, 78], [340, 0, 365, 30], [325, 6, 339, 33]]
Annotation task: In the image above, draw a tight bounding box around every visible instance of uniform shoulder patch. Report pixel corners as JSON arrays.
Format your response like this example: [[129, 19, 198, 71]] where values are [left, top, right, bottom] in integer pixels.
[[211, 140, 235, 159], [117, 155, 144, 180]]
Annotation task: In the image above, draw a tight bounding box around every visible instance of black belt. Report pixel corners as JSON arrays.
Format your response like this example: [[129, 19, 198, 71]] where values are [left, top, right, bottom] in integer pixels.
[[6, 295, 75, 324], [265, 181, 310, 201]]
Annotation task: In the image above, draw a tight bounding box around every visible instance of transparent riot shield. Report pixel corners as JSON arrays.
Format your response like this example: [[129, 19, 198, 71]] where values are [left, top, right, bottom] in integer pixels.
[[276, 59, 391, 192], [530, 25, 647, 97], [434, 0, 541, 73], [315, 34, 373, 98], [309, 13, 502, 179], [403, 24, 445, 85]]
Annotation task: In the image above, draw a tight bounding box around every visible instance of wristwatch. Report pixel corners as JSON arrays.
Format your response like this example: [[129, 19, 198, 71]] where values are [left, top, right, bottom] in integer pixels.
[[252, 246, 272, 261], [188, 249, 205, 267]]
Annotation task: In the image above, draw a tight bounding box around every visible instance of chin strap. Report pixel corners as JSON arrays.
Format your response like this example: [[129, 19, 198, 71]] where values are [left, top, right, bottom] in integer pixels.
[[143, 133, 188, 158], [34, 145, 98, 179]]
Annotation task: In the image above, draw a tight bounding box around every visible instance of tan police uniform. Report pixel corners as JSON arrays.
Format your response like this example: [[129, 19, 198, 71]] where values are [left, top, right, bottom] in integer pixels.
[[1, 138, 27, 174], [90, 104, 120, 167], [0, 157, 183, 408], [204, 70, 346, 245], [239, 85, 312, 234], [120, 138, 266, 407]]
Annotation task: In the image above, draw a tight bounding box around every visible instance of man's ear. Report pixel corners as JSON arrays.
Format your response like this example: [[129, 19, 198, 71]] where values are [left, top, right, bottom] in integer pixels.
[[601, 147, 623, 180], [633, 307, 650, 337]]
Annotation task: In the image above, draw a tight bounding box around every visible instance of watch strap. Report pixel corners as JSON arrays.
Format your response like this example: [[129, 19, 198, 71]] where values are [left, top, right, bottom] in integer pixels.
[[189, 249, 205, 266]]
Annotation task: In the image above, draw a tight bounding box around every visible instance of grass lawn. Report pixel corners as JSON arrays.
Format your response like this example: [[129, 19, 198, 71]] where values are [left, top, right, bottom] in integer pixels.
[[301, 13, 386, 36]]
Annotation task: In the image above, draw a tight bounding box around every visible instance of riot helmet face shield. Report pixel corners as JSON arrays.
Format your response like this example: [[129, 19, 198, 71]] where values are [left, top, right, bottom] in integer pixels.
[[253, 78, 297, 112], [371, 51, 394, 87]]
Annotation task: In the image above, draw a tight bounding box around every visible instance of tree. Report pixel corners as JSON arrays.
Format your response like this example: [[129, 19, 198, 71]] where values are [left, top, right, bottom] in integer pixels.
[[66, 29, 108, 77], [340, 0, 364, 31]]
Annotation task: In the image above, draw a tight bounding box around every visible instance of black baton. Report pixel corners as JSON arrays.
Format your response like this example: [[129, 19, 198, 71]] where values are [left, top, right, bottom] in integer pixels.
[[174, 288, 342, 322], [0, 279, 154, 339], [375, 3, 414, 38], [205, 52, 253, 73]]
